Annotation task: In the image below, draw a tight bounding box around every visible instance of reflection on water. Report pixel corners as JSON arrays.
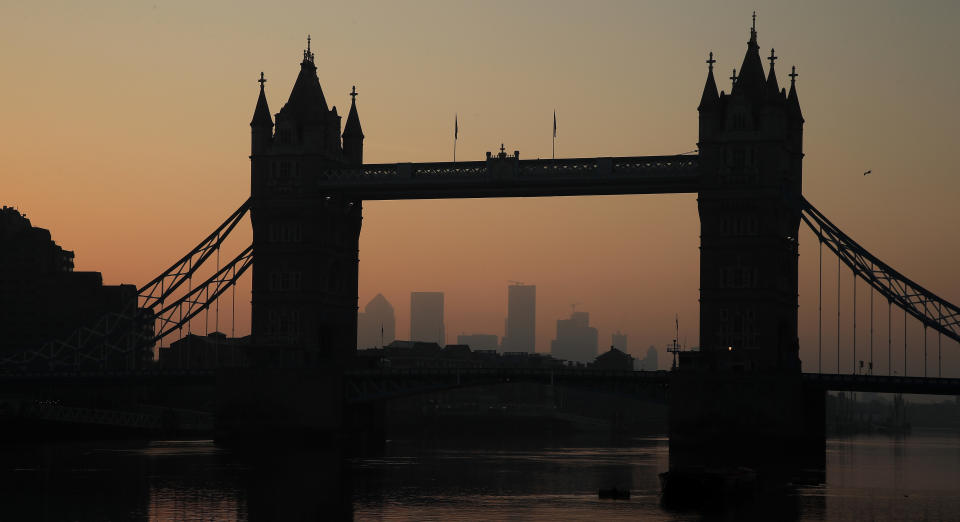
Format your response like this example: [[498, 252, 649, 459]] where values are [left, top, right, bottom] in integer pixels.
[[0, 431, 958, 520]]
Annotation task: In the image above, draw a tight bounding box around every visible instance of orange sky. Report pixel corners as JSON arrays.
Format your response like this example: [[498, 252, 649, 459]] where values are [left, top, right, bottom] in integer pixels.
[[2, 1, 958, 375]]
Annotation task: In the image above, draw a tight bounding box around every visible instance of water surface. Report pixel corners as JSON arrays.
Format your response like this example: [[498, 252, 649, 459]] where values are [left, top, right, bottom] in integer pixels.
[[2, 431, 959, 520]]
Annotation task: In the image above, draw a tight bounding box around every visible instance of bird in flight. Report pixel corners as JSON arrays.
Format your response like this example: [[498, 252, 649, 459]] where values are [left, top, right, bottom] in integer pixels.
[[863, 170, 872, 176]]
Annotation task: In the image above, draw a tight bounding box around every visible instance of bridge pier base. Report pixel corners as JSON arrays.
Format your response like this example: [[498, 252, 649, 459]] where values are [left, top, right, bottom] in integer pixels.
[[664, 369, 825, 505], [216, 367, 344, 445]]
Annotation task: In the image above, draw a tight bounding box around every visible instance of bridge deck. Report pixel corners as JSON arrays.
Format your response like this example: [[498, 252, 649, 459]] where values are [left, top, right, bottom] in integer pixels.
[[802, 373, 960, 395], [315, 155, 700, 199], [1, 369, 956, 397]]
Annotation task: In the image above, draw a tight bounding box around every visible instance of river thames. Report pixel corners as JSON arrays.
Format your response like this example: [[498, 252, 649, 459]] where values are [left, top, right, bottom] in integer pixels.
[[2, 430, 959, 520]]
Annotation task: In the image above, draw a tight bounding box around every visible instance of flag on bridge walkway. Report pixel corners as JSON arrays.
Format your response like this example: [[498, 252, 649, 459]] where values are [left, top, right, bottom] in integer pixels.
[[553, 110, 557, 138]]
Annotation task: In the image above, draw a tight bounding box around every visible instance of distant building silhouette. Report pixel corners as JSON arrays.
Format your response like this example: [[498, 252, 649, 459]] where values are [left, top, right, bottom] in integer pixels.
[[457, 333, 499, 351], [611, 331, 627, 352], [502, 283, 535, 353], [410, 292, 445, 346], [357, 340, 564, 369], [637, 345, 659, 371], [0, 206, 150, 368], [357, 293, 395, 349], [592, 346, 633, 371], [158, 332, 250, 370], [550, 311, 598, 363]]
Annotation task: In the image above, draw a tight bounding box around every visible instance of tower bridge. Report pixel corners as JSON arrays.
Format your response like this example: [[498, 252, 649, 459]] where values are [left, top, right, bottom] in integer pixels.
[[1, 20, 959, 481]]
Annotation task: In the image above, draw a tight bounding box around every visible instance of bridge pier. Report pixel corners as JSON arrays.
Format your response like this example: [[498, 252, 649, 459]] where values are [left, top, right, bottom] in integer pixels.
[[216, 366, 344, 445], [664, 362, 825, 504]]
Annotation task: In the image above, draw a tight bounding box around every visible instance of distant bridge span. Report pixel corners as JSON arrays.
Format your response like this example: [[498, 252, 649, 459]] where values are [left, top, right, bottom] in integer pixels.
[[7, 369, 952, 402]]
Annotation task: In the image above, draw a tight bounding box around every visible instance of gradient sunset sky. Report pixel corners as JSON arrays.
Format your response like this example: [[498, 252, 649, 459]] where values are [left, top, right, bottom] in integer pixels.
[[3, 1, 958, 375]]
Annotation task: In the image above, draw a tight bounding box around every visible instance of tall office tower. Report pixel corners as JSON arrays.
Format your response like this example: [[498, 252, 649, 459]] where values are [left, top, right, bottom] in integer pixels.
[[502, 283, 535, 353], [410, 292, 445, 345], [550, 311, 598, 363], [357, 293, 395, 349], [638, 345, 659, 371], [612, 331, 628, 352]]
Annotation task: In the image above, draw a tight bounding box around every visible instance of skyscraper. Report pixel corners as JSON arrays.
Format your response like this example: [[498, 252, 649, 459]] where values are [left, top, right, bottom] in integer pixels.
[[357, 293, 395, 349], [410, 292, 445, 346], [502, 283, 535, 353], [612, 331, 627, 352], [550, 310, 598, 363]]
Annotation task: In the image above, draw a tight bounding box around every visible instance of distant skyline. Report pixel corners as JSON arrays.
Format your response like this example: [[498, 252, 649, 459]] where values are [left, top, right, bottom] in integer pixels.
[[3, 1, 958, 375]]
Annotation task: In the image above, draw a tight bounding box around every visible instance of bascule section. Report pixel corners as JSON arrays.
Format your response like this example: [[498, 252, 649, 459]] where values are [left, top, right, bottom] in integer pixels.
[[693, 20, 804, 374], [249, 39, 364, 366]]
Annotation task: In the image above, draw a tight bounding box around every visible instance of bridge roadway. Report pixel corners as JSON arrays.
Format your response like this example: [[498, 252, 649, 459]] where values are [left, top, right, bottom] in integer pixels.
[[313, 155, 701, 199], [3, 368, 957, 401]]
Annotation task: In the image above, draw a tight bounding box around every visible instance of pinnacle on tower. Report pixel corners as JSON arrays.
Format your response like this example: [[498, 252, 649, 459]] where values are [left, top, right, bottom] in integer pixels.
[[698, 51, 720, 111], [343, 85, 364, 165], [280, 37, 329, 121], [303, 34, 314, 64], [732, 12, 766, 100], [765, 48, 782, 99], [343, 86, 364, 139], [787, 65, 804, 121], [251, 72, 273, 127]]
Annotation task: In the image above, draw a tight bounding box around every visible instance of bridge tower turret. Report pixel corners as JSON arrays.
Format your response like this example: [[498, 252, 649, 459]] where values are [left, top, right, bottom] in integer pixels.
[[250, 72, 273, 155], [695, 20, 804, 373], [248, 38, 362, 367], [342, 86, 364, 165]]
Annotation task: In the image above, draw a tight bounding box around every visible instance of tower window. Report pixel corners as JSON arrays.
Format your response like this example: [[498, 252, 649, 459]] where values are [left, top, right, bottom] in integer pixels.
[[733, 113, 747, 130]]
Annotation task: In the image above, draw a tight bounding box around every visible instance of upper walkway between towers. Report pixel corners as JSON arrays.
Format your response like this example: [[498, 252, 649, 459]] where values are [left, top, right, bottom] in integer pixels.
[[307, 153, 701, 200]]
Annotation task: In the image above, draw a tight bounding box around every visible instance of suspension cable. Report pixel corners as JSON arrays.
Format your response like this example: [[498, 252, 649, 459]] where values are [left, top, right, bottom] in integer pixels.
[[870, 263, 874, 375], [216, 246, 220, 334], [888, 299, 892, 376], [837, 255, 841, 374], [904, 307, 908, 376], [231, 264, 236, 338], [853, 266, 857, 374], [818, 230, 823, 373]]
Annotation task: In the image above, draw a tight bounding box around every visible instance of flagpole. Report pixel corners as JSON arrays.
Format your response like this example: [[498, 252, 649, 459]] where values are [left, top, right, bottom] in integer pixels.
[[454, 113, 458, 164], [552, 110, 556, 160]]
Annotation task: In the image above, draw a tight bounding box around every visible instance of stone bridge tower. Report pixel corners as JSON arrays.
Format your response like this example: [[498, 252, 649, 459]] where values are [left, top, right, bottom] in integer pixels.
[[695, 20, 804, 373], [666, 21, 820, 481], [248, 39, 364, 367]]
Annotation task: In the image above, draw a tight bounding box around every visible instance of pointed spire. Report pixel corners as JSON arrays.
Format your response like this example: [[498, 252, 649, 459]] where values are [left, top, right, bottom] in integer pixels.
[[343, 86, 363, 139], [732, 12, 766, 100], [787, 65, 804, 121], [303, 34, 315, 64], [765, 48, 781, 99], [342, 85, 364, 164], [698, 52, 719, 111], [279, 39, 329, 122], [251, 72, 273, 127]]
